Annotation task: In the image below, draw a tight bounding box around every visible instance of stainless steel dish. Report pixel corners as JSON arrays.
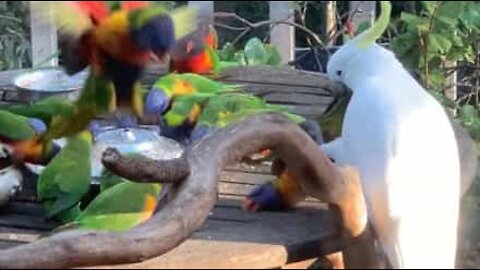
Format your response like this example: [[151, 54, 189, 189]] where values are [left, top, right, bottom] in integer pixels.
[[12, 68, 86, 103], [90, 126, 185, 178]]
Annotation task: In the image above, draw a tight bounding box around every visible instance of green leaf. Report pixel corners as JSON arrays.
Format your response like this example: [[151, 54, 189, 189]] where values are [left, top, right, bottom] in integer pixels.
[[264, 44, 282, 66], [428, 34, 452, 54], [459, 2, 480, 32], [243, 37, 266, 66], [459, 105, 478, 126], [421, 1, 438, 15], [400, 12, 429, 29], [234, 51, 247, 66], [436, 1, 464, 26], [218, 42, 236, 61]]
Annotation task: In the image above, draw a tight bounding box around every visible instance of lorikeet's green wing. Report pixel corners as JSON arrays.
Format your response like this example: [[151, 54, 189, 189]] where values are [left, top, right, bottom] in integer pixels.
[[41, 73, 115, 141], [37, 131, 93, 218], [0, 96, 75, 127], [75, 181, 162, 231]]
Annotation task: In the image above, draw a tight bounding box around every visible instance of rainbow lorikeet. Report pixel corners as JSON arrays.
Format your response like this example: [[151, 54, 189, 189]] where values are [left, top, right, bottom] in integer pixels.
[[34, 1, 199, 140]]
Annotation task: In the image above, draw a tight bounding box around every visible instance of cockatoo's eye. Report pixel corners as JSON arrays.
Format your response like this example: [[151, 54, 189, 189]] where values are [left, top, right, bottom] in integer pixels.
[[336, 70, 342, 76]]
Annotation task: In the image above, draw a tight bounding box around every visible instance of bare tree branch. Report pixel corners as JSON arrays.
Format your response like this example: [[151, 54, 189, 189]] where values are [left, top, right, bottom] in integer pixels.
[[214, 12, 325, 49]]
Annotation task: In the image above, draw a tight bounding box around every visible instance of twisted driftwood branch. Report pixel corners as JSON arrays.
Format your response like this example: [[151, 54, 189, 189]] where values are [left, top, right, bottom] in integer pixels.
[[0, 113, 373, 269], [102, 149, 190, 184]]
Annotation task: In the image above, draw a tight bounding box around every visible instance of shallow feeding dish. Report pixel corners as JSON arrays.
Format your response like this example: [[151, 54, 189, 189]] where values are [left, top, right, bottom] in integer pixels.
[[13, 68, 87, 102], [91, 126, 184, 179]]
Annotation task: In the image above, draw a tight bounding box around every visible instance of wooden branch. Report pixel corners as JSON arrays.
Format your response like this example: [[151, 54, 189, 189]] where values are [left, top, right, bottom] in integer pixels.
[[101, 148, 190, 184], [0, 113, 372, 269]]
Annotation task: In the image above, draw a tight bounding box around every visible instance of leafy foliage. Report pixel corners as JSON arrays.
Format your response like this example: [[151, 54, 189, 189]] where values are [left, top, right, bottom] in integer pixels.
[[390, 1, 480, 145], [218, 37, 282, 67], [0, 1, 31, 70]]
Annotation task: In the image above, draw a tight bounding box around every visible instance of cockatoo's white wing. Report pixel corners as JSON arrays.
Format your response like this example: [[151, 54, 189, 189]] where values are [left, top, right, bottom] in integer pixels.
[[342, 75, 460, 269]]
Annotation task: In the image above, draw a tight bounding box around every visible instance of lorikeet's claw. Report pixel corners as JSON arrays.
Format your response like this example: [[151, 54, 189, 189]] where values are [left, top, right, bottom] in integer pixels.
[[88, 121, 102, 138], [114, 112, 139, 129], [27, 118, 47, 135], [242, 182, 287, 212]]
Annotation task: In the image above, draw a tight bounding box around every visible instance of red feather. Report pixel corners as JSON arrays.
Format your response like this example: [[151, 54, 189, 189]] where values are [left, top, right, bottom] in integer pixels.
[[170, 50, 213, 74], [70, 1, 110, 25], [121, 1, 150, 11]]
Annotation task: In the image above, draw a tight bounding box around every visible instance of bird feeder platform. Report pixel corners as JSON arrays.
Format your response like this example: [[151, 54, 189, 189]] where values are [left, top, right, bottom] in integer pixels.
[[0, 67, 350, 269]]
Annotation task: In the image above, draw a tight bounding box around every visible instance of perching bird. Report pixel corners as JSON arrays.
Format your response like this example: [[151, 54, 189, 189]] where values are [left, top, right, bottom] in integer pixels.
[[74, 181, 162, 231], [37, 130, 93, 220], [321, 1, 460, 268], [169, 22, 220, 75], [145, 73, 241, 127], [34, 1, 199, 139], [0, 110, 57, 166]]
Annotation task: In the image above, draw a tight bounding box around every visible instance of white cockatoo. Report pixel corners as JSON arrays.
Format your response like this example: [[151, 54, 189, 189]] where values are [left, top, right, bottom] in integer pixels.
[[322, 1, 460, 268]]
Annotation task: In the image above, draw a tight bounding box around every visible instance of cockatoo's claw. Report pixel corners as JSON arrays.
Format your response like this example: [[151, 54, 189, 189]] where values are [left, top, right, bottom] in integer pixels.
[[243, 182, 287, 212]]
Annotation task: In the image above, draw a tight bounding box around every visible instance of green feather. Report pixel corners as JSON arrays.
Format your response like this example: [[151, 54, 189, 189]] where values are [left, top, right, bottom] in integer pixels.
[[0, 110, 35, 141], [75, 181, 162, 231], [37, 131, 92, 218], [0, 96, 75, 126]]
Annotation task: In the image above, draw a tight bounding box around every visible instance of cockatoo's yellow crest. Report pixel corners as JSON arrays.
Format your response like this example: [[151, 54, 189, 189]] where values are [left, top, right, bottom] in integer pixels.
[[354, 1, 392, 49]]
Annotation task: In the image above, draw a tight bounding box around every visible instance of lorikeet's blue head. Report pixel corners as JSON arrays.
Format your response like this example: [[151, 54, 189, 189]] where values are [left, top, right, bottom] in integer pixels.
[[131, 15, 175, 59], [144, 86, 171, 115]]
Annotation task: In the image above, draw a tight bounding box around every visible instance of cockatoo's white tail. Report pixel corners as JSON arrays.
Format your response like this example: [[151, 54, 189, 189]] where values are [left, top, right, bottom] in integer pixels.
[[324, 1, 461, 268]]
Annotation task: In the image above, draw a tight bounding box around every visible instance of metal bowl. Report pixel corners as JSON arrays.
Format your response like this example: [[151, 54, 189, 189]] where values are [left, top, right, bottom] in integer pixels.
[[91, 127, 185, 178], [12, 68, 87, 103]]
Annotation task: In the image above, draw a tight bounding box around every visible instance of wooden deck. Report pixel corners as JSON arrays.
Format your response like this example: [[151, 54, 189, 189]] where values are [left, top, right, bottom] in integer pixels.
[[0, 67, 342, 269]]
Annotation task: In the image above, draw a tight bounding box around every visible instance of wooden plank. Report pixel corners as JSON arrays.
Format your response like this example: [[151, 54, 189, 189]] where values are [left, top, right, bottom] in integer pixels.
[[262, 92, 332, 106], [89, 206, 339, 269], [0, 213, 56, 231], [224, 162, 273, 175], [0, 202, 46, 217], [241, 83, 332, 97], [283, 104, 328, 118], [29, 2, 58, 67], [269, 1, 295, 64], [221, 171, 275, 185], [218, 66, 338, 91], [0, 227, 44, 245]]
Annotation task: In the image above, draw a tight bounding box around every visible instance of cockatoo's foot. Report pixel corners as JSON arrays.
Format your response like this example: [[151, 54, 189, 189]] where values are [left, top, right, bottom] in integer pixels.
[[242, 182, 288, 212]]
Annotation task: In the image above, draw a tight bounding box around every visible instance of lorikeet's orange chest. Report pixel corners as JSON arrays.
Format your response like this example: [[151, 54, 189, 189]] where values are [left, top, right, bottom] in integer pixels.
[[93, 11, 152, 67], [171, 50, 213, 74]]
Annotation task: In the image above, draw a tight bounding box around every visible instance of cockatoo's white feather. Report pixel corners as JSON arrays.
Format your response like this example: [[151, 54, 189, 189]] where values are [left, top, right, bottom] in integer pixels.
[[323, 2, 460, 268]]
